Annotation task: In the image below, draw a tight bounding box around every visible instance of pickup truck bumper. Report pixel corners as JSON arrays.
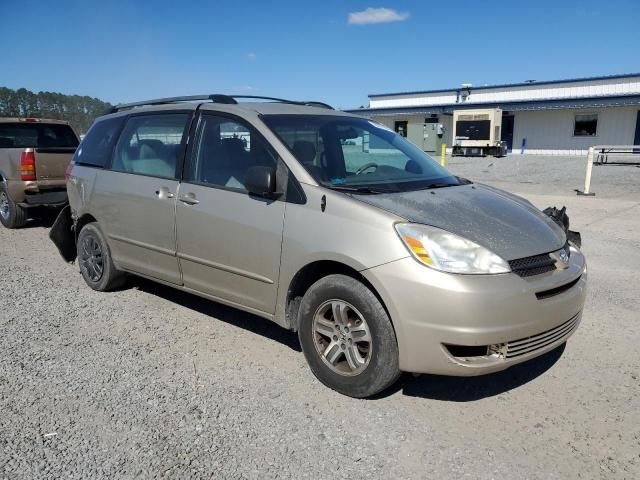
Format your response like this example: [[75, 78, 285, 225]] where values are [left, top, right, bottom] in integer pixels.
[[8, 180, 68, 207]]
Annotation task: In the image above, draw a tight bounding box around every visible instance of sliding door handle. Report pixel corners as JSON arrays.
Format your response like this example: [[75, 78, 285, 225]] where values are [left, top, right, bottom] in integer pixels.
[[179, 193, 199, 205]]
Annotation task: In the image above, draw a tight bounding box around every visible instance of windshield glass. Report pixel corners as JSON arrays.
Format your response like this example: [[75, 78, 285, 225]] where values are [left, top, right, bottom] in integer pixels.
[[262, 115, 461, 192]]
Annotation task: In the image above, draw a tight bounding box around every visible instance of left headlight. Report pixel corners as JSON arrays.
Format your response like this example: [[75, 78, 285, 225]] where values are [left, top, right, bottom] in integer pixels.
[[395, 223, 511, 274]]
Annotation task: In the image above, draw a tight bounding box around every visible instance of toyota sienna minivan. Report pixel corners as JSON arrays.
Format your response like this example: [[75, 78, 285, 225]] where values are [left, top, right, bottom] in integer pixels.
[[51, 95, 587, 398]]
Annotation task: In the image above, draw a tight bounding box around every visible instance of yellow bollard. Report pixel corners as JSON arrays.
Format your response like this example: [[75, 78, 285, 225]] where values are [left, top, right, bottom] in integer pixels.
[[440, 143, 446, 167]]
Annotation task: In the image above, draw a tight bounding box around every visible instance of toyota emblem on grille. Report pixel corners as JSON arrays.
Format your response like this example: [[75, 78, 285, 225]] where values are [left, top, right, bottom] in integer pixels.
[[550, 248, 570, 269]]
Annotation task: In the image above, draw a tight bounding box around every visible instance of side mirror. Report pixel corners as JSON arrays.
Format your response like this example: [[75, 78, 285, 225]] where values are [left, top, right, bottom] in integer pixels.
[[245, 166, 280, 197]]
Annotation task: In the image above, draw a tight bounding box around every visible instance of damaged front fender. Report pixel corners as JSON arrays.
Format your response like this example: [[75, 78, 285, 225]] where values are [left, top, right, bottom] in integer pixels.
[[542, 206, 582, 248], [49, 205, 77, 263]]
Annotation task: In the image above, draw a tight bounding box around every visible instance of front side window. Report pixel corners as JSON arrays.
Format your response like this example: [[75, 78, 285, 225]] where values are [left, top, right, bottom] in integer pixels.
[[185, 115, 278, 191], [574, 114, 598, 136], [263, 115, 461, 193], [111, 114, 189, 178]]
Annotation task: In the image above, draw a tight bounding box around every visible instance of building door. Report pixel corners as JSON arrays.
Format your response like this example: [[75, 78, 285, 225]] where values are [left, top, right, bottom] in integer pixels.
[[422, 117, 440, 153], [501, 115, 515, 151], [394, 120, 408, 137], [634, 111, 640, 146]]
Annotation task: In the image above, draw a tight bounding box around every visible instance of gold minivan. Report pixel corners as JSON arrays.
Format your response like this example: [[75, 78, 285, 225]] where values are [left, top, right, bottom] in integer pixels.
[[51, 95, 587, 398]]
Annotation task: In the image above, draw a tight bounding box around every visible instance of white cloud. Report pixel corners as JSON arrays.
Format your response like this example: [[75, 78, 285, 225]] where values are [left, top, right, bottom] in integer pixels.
[[247, 52, 257, 60], [348, 7, 409, 25]]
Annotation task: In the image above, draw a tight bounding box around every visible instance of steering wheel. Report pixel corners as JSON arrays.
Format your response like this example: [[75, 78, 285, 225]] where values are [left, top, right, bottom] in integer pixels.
[[355, 162, 378, 175]]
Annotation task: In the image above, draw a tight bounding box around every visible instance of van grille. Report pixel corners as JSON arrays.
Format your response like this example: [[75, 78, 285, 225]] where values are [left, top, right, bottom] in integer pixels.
[[509, 244, 570, 278], [505, 313, 580, 358], [508, 253, 556, 277]]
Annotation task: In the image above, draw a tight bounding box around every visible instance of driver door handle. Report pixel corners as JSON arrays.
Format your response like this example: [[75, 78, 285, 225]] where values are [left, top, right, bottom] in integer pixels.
[[179, 193, 199, 205]]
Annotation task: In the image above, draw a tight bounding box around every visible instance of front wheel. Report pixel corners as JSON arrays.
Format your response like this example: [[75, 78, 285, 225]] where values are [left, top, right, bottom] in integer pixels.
[[298, 274, 400, 398]]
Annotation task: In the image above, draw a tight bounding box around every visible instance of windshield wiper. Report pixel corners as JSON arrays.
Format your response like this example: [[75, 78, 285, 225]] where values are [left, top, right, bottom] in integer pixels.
[[455, 176, 473, 185], [423, 182, 460, 189], [322, 184, 389, 194]]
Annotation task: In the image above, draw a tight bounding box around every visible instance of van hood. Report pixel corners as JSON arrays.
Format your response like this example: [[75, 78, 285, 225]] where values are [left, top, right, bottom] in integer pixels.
[[352, 184, 566, 261]]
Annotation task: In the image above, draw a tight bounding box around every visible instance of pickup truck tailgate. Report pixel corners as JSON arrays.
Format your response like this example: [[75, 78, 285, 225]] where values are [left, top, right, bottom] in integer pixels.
[[35, 147, 76, 180]]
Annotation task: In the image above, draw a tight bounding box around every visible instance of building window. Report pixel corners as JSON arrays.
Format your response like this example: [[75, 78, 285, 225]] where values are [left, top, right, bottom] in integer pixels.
[[574, 114, 598, 136]]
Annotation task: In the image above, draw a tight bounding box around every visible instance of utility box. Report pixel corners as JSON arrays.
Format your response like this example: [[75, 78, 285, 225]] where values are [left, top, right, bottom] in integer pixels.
[[452, 108, 507, 157]]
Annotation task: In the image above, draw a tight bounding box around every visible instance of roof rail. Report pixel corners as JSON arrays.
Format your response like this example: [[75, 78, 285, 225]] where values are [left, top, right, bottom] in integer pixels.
[[106, 94, 333, 114], [231, 95, 334, 110]]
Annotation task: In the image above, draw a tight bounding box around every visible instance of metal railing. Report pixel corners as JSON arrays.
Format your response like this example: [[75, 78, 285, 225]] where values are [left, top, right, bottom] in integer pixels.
[[577, 145, 640, 196]]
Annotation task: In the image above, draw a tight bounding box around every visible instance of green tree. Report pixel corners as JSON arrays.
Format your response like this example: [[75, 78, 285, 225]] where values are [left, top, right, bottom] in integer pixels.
[[0, 86, 112, 134]]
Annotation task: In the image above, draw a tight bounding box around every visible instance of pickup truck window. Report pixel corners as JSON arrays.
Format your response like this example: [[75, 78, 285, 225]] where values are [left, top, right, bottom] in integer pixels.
[[0, 123, 79, 149], [74, 117, 125, 168]]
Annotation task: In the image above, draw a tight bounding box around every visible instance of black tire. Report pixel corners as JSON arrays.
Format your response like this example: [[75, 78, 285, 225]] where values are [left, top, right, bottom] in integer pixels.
[[77, 222, 126, 291], [0, 182, 28, 229], [298, 274, 400, 398]]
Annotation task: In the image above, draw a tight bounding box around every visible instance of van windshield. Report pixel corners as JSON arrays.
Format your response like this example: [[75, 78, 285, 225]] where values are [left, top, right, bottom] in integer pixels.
[[262, 115, 462, 193]]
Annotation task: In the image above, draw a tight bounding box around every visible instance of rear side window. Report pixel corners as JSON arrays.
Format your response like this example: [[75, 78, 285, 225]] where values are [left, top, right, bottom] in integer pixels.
[[0, 123, 79, 149], [111, 114, 189, 179], [74, 117, 125, 168]]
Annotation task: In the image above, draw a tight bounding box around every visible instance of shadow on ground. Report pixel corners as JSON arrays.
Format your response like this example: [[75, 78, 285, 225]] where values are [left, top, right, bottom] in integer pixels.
[[382, 343, 566, 402], [22, 207, 59, 229], [132, 277, 302, 352], [132, 276, 565, 402]]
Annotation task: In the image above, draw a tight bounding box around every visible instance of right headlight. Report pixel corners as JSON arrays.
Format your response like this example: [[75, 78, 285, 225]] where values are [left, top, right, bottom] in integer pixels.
[[395, 223, 510, 274]]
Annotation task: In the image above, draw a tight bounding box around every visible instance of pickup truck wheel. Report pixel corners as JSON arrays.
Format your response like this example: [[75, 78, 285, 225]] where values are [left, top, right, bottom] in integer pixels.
[[298, 274, 400, 398], [77, 222, 126, 291], [0, 184, 27, 229]]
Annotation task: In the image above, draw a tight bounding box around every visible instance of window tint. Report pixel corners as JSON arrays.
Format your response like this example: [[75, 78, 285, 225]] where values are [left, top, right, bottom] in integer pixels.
[[0, 123, 79, 149], [186, 115, 278, 191], [111, 114, 189, 178], [74, 117, 124, 168], [574, 114, 597, 136]]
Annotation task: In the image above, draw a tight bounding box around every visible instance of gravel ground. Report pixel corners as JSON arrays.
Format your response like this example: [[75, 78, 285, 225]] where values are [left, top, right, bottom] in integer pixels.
[[1, 155, 639, 479]]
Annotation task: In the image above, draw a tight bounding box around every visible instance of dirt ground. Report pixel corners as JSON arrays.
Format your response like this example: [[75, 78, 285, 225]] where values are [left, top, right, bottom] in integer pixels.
[[1, 154, 639, 479]]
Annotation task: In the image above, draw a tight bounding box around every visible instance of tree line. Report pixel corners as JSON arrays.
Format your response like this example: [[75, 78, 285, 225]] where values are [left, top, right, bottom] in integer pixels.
[[0, 86, 112, 134]]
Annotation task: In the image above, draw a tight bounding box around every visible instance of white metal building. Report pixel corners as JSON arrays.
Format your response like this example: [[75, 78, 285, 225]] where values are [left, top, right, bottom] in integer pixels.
[[348, 73, 640, 155]]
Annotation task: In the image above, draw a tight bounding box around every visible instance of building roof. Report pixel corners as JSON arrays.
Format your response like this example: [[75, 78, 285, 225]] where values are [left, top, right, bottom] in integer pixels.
[[368, 73, 640, 98], [346, 94, 640, 116]]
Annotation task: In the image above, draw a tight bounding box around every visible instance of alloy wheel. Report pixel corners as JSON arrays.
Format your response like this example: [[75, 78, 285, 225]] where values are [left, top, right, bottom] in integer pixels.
[[0, 191, 9, 220], [79, 234, 104, 282], [312, 299, 372, 376]]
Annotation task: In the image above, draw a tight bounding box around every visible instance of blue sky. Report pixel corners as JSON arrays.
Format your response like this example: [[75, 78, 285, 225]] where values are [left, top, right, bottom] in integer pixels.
[[1, 0, 638, 109]]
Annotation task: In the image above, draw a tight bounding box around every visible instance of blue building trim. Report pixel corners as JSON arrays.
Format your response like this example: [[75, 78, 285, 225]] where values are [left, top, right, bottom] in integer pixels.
[[345, 94, 640, 116], [368, 73, 640, 98]]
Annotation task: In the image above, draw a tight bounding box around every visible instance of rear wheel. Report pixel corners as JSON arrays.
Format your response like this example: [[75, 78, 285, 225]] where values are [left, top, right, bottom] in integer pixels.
[[0, 183, 27, 229], [77, 222, 126, 291], [298, 274, 400, 398]]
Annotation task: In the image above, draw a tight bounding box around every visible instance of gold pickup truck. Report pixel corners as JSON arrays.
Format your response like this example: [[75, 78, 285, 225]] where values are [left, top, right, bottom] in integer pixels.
[[0, 117, 79, 228]]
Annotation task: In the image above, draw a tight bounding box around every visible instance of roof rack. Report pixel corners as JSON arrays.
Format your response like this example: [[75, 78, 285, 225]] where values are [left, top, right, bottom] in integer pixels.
[[107, 94, 333, 114]]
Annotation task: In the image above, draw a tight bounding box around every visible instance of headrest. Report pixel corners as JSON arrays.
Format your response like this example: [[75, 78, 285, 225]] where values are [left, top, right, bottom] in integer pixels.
[[0, 137, 14, 147], [292, 140, 316, 164], [221, 137, 246, 155]]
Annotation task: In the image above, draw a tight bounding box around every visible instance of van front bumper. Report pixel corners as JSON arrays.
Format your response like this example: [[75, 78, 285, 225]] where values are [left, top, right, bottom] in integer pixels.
[[362, 247, 587, 375]]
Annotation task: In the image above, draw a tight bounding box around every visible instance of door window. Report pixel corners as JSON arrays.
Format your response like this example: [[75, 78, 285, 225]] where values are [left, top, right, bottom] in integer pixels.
[[111, 114, 189, 178], [186, 115, 278, 191]]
